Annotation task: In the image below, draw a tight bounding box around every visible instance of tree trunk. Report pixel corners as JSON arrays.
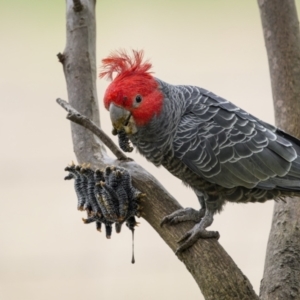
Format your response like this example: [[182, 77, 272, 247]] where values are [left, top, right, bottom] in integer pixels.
[[58, 0, 259, 299], [258, 1, 300, 299], [60, 0, 105, 166]]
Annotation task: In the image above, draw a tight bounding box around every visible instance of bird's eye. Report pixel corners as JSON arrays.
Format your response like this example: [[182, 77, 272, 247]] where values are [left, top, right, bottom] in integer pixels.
[[135, 95, 142, 103]]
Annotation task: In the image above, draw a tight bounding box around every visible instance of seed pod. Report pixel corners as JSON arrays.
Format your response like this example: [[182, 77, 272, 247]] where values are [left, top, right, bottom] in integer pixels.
[[117, 129, 133, 152], [98, 182, 119, 221], [75, 165, 89, 210], [80, 167, 101, 216], [65, 165, 88, 211], [65, 163, 144, 257]]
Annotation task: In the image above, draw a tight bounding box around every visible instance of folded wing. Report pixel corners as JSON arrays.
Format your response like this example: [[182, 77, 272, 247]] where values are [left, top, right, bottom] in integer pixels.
[[173, 86, 300, 191]]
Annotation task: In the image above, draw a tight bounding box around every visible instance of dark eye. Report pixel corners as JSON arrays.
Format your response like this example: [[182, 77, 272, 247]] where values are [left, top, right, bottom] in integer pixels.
[[135, 95, 142, 103]]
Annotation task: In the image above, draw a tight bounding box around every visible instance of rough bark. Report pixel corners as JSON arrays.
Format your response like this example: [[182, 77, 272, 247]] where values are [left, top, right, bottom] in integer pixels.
[[57, 1, 260, 299], [258, 1, 300, 299], [59, 0, 105, 166]]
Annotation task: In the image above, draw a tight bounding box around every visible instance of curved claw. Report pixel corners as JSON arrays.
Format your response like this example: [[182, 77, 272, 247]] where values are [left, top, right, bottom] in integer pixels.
[[175, 226, 219, 254]]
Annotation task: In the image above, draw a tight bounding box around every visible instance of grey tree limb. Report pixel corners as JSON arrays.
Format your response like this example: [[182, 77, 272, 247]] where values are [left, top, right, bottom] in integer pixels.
[[258, 1, 300, 299], [56, 98, 128, 161], [57, 97, 259, 300], [57, 0, 260, 299], [58, 0, 103, 166]]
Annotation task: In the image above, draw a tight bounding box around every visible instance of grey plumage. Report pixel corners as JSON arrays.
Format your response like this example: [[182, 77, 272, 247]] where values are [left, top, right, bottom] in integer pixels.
[[117, 79, 300, 251], [101, 49, 300, 252], [128, 80, 300, 212]]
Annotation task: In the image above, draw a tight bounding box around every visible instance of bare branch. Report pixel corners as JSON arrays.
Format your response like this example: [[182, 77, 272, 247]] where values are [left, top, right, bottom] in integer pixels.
[[61, 0, 103, 166], [56, 98, 128, 161]]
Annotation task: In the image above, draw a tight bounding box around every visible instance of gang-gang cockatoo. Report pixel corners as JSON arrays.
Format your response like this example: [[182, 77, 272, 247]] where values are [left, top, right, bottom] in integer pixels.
[[100, 50, 300, 252]]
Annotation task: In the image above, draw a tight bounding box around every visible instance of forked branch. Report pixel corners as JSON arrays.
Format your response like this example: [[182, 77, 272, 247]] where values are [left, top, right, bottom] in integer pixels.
[[58, 0, 259, 299], [57, 98, 128, 161]]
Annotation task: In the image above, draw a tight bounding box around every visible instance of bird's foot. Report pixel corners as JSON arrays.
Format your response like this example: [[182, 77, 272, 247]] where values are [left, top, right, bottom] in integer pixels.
[[160, 207, 205, 226], [175, 223, 219, 254], [161, 208, 219, 253]]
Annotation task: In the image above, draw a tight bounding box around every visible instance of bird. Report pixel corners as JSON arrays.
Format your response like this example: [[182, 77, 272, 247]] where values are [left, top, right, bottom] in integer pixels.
[[99, 49, 300, 253]]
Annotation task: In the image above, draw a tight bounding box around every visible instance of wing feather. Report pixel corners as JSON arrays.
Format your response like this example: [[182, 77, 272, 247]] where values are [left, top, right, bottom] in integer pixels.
[[173, 86, 300, 190]]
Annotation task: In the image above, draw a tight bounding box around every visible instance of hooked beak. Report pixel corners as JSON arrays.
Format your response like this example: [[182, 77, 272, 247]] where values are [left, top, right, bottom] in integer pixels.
[[109, 103, 137, 134], [109, 103, 131, 130]]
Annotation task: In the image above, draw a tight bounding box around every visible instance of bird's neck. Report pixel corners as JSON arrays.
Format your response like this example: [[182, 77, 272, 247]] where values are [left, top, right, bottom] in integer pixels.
[[129, 79, 184, 166]]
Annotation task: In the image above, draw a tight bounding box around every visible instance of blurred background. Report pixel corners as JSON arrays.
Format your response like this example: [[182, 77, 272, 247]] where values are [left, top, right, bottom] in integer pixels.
[[1, 1, 299, 299]]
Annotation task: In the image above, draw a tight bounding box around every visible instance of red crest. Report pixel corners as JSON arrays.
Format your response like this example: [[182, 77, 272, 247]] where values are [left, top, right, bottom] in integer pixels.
[[100, 50, 152, 81]]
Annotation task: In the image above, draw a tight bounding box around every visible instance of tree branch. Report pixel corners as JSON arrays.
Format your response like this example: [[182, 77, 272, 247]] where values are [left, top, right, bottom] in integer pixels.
[[56, 98, 128, 161], [58, 0, 260, 299], [57, 97, 258, 299], [258, 1, 300, 299]]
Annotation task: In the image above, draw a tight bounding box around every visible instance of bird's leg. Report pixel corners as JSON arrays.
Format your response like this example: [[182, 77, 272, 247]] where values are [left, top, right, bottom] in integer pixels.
[[161, 192, 206, 226], [175, 208, 219, 253], [160, 207, 205, 225], [161, 193, 219, 253]]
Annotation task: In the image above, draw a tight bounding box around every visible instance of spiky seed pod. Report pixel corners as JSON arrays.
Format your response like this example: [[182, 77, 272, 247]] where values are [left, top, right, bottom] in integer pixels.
[[94, 184, 110, 217], [65, 164, 144, 242], [95, 181, 117, 222], [116, 189, 129, 220], [106, 170, 127, 207], [108, 169, 119, 189], [80, 167, 102, 216], [117, 129, 133, 152], [64, 165, 88, 211], [75, 165, 89, 210], [118, 169, 137, 200], [98, 182, 120, 221], [114, 170, 129, 221], [117, 168, 144, 219]]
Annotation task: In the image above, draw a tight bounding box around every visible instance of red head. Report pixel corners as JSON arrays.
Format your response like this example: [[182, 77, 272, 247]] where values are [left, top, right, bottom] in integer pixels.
[[100, 50, 163, 128]]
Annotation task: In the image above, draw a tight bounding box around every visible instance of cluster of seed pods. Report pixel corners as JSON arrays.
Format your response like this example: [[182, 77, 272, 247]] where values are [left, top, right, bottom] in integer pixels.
[[64, 163, 144, 239]]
